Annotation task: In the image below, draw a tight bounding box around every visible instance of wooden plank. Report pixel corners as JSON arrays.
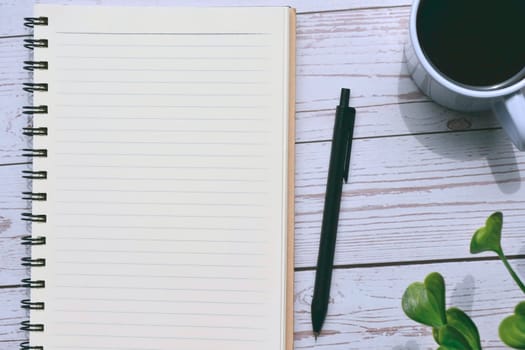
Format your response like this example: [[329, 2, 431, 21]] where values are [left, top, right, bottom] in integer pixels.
[[294, 128, 525, 267], [294, 260, 525, 349], [295, 6, 420, 111], [0, 0, 32, 37], [0, 164, 29, 209], [0, 209, 29, 286], [0, 35, 31, 165], [0, 164, 30, 286], [0, 6, 504, 162], [31, 0, 412, 16], [0, 288, 26, 346], [1, 129, 525, 270], [161, 0, 412, 13], [3, 5, 419, 112], [1, 132, 525, 269], [1, 260, 523, 348], [297, 102, 498, 143], [1, 0, 412, 36]]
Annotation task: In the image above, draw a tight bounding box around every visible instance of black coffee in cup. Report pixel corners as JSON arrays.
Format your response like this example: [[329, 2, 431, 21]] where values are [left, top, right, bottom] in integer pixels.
[[416, 0, 525, 89]]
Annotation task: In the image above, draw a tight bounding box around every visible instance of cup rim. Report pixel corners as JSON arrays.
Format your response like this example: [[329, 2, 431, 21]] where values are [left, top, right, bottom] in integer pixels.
[[409, 0, 525, 98]]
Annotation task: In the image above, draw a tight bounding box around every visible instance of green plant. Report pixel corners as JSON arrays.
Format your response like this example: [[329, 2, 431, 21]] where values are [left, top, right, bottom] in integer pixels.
[[402, 212, 525, 349]]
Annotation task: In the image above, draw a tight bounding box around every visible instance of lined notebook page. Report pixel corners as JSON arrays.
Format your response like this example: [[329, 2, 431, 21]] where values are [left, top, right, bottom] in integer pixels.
[[31, 5, 292, 350]]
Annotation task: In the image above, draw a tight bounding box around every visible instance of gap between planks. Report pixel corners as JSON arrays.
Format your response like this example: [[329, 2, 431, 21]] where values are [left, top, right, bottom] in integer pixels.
[[296, 254, 525, 272], [299, 3, 410, 15], [0, 2, 410, 39]]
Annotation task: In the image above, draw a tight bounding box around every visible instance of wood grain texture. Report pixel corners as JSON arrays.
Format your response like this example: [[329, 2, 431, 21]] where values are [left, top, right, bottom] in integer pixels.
[[0, 164, 29, 286], [295, 129, 525, 267], [1, 0, 525, 349], [0, 288, 27, 347], [0, 0, 32, 37], [0, 164, 29, 209], [0, 36, 31, 164], [2, 132, 525, 269], [0, 5, 504, 160], [0, 260, 523, 349], [1, 0, 413, 36], [297, 102, 499, 143], [294, 260, 525, 349], [0, 209, 28, 286]]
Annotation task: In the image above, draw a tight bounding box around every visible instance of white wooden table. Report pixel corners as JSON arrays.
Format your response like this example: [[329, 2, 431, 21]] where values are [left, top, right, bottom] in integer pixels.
[[1, 0, 524, 349]]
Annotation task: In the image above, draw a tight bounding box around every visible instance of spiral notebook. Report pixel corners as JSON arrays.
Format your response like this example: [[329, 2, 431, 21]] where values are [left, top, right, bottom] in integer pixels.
[[23, 5, 295, 350]]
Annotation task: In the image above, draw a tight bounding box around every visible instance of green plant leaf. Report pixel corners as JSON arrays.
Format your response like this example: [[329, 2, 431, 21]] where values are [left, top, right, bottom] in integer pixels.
[[402, 272, 447, 328], [470, 212, 503, 255], [437, 345, 469, 350], [434, 327, 440, 344], [500, 301, 525, 349], [516, 301, 525, 316], [437, 346, 466, 350], [435, 325, 473, 350], [446, 307, 481, 350]]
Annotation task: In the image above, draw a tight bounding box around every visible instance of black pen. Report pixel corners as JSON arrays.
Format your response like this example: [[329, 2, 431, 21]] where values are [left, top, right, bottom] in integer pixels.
[[311, 88, 356, 339]]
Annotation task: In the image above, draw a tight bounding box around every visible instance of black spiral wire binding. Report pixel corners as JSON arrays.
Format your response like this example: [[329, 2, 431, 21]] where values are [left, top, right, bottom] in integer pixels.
[[22, 192, 47, 201], [23, 105, 48, 115], [24, 39, 48, 50], [21, 16, 48, 350], [23, 128, 48, 136], [23, 84, 48, 93], [20, 343, 44, 350], [24, 17, 48, 28], [21, 171, 47, 180], [23, 61, 48, 71]]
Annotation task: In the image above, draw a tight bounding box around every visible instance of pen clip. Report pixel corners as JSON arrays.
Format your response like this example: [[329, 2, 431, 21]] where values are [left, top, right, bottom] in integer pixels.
[[342, 109, 356, 184]]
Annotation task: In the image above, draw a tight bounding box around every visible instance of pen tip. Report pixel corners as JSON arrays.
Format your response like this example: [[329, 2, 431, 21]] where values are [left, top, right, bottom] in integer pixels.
[[314, 332, 319, 341], [339, 88, 350, 107]]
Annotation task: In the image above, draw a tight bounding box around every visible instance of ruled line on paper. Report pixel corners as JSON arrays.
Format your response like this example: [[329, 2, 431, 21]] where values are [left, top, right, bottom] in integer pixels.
[[54, 162, 267, 169], [53, 309, 264, 318], [56, 92, 269, 98], [56, 261, 264, 268], [54, 320, 265, 330], [55, 346, 162, 350], [54, 140, 266, 146], [54, 154, 265, 159], [58, 43, 270, 48], [55, 127, 270, 132], [56, 272, 265, 281], [54, 117, 267, 121], [55, 189, 267, 194], [54, 226, 264, 233], [57, 31, 270, 35], [55, 200, 265, 207], [54, 285, 266, 293], [56, 104, 268, 109], [54, 176, 265, 182], [58, 55, 269, 60], [55, 249, 265, 256], [53, 237, 268, 245], [56, 296, 264, 305], [51, 333, 261, 343], [53, 212, 265, 219], [61, 68, 268, 72], [56, 79, 269, 84]]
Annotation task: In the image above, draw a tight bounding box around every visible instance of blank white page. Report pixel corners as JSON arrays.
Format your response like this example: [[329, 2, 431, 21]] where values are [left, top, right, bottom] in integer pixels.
[[30, 5, 293, 350]]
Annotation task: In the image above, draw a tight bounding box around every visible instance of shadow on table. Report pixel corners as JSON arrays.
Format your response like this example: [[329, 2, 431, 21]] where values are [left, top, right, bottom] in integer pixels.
[[397, 70, 522, 195], [392, 340, 420, 350], [515, 244, 525, 280], [450, 274, 476, 314]]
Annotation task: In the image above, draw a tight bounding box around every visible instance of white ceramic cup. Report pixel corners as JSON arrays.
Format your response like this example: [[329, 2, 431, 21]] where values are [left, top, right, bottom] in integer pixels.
[[406, 0, 525, 150]]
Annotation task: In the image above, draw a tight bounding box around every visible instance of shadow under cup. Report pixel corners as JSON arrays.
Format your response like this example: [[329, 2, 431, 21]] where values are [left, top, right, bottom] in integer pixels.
[[415, 0, 525, 91]]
